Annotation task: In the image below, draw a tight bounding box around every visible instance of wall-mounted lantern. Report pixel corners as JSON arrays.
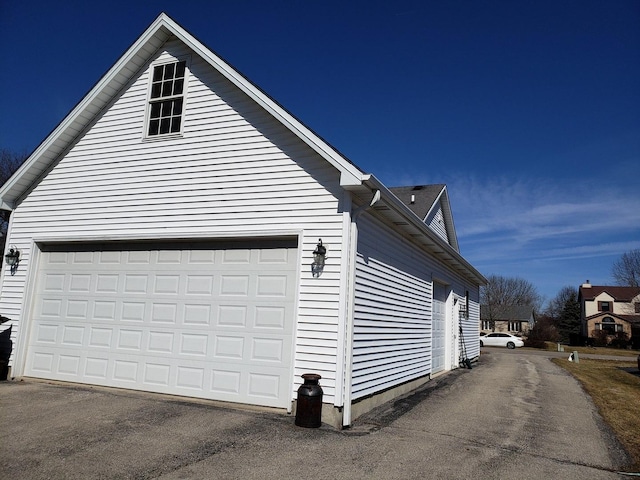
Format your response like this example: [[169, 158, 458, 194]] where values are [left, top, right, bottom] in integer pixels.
[[4, 247, 20, 276], [311, 239, 326, 278], [456, 291, 470, 320]]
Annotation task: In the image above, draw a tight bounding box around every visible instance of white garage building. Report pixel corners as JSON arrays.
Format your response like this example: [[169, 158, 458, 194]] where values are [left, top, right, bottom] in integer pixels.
[[0, 13, 484, 428]]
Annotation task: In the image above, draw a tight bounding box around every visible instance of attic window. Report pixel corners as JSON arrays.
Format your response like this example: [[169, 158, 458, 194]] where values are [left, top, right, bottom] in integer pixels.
[[598, 301, 611, 312], [147, 60, 187, 137]]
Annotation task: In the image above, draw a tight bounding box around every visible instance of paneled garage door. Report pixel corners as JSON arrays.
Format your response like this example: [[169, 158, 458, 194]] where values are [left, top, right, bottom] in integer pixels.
[[24, 240, 297, 408]]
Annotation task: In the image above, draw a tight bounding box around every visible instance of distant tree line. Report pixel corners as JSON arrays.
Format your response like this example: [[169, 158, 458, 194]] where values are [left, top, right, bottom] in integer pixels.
[[612, 249, 640, 287], [0, 149, 29, 258], [480, 274, 541, 332], [487, 248, 640, 349]]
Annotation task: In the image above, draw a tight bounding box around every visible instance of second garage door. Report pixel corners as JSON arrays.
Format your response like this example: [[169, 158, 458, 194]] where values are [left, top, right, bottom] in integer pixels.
[[24, 239, 298, 408]]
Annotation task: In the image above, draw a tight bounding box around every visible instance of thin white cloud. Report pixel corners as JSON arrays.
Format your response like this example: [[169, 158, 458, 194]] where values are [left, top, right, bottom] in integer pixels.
[[450, 176, 640, 246]]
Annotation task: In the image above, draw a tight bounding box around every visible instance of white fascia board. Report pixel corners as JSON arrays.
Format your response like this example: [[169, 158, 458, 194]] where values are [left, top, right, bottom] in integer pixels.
[[0, 12, 364, 207], [423, 185, 446, 221], [160, 14, 365, 186], [422, 186, 460, 252], [0, 15, 171, 208]]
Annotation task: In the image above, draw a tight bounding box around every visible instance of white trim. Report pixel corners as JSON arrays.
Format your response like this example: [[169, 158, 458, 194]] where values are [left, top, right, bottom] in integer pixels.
[[143, 55, 191, 140], [11, 238, 41, 378], [342, 189, 381, 426], [160, 14, 365, 186], [0, 13, 364, 210], [362, 175, 485, 286], [343, 210, 358, 426], [286, 233, 304, 412], [334, 191, 352, 407], [31, 229, 303, 245], [423, 185, 446, 222]]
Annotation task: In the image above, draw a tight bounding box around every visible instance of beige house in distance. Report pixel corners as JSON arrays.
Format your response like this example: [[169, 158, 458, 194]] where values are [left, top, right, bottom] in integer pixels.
[[480, 305, 535, 337], [578, 281, 640, 345]]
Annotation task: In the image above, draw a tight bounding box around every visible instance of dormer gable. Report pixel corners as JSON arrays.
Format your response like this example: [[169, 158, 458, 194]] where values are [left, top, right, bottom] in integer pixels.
[[594, 292, 615, 302], [389, 184, 459, 252]]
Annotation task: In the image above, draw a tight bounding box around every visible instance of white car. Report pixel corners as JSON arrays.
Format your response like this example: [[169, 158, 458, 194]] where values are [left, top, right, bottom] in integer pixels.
[[480, 333, 524, 349]]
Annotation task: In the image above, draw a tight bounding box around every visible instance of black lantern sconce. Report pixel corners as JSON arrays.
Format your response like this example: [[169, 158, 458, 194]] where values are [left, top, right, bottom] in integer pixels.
[[458, 291, 469, 319], [311, 239, 326, 278], [465, 291, 470, 319], [4, 246, 20, 276]]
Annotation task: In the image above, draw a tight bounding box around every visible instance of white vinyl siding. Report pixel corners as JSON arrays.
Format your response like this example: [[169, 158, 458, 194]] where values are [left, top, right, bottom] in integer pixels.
[[425, 202, 448, 244], [0, 39, 345, 404], [352, 215, 432, 400], [461, 292, 480, 360], [351, 214, 480, 399]]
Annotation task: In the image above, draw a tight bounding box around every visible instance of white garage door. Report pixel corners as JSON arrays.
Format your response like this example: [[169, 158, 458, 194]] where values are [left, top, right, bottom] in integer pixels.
[[25, 239, 298, 408], [432, 282, 447, 373]]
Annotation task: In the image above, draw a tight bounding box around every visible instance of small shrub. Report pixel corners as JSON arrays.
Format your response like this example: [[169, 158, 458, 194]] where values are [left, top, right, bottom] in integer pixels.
[[524, 338, 547, 348], [609, 332, 630, 349], [524, 316, 559, 348], [590, 330, 609, 347]]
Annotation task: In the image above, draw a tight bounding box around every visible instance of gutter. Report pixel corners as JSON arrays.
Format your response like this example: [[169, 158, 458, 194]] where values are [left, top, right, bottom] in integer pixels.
[[360, 174, 487, 286]]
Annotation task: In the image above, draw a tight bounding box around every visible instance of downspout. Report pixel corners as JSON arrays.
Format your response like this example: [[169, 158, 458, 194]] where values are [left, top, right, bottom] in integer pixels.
[[342, 189, 381, 427]]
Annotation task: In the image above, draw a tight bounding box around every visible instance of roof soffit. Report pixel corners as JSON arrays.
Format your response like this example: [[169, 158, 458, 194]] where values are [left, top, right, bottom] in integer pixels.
[[0, 20, 173, 209], [359, 176, 486, 286]]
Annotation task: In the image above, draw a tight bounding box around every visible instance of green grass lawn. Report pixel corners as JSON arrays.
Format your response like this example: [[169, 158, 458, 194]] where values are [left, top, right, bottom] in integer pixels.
[[552, 357, 640, 472]]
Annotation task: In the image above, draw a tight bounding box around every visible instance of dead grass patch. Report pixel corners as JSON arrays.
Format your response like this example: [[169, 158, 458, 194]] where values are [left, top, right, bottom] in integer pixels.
[[544, 342, 640, 358], [552, 358, 640, 471]]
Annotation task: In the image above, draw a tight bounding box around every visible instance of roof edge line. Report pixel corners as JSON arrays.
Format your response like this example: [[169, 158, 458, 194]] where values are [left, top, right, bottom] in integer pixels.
[[0, 13, 171, 204], [363, 174, 487, 285], [160, 15, 365, 184]]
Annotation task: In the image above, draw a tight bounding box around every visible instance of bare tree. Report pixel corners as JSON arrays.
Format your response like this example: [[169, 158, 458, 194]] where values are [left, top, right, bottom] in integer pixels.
[[611, 249, 640, 287], [0, 148, 29, 256], [0, 149, 27, 186], [544, 285, 578, 319], [481, 274, 541, 331]]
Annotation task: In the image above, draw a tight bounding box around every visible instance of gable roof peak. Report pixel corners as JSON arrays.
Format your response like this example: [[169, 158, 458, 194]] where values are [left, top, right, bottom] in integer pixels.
[[0, 14, 486, 287], [388, 184, 459, 251], [0, 12, 366, 211]]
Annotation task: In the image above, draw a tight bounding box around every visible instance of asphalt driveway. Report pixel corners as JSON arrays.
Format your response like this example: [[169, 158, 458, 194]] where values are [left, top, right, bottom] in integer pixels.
[[0, 350, 632, 479]]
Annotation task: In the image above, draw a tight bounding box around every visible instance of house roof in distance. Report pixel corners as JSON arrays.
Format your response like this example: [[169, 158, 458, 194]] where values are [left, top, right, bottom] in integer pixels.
[[579, 285, 640, 301], [480, 305, 536, 321]]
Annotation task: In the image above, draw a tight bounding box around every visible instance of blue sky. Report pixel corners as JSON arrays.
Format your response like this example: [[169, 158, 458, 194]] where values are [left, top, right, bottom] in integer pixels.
[[1, 1, 639, 305]]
